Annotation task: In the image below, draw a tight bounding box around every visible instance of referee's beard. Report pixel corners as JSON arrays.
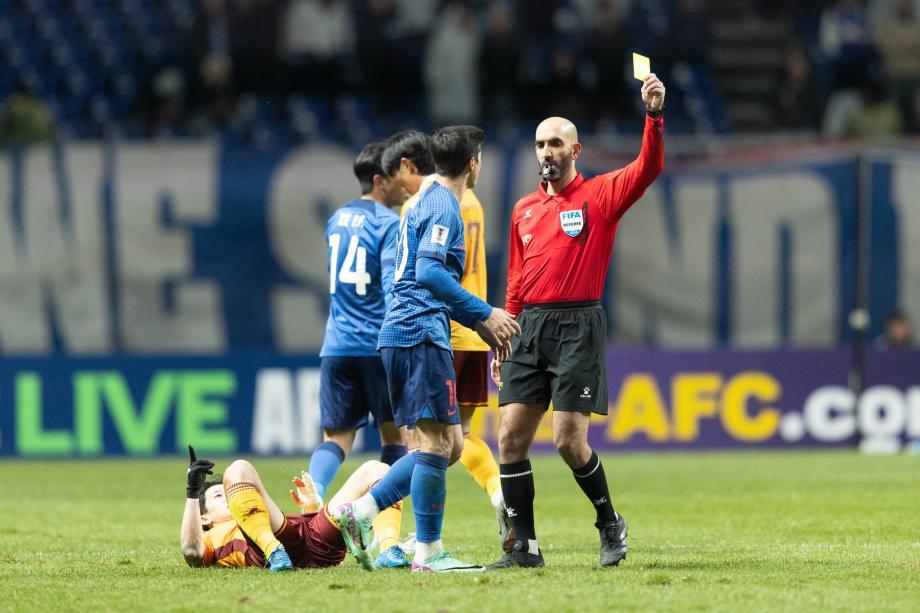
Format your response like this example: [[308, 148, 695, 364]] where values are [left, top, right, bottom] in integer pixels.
[[540, 152, 573, 182]]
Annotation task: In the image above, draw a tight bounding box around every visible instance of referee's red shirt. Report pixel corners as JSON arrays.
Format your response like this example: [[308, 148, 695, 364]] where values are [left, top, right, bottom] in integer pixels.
[[505, 114, 664, 315]]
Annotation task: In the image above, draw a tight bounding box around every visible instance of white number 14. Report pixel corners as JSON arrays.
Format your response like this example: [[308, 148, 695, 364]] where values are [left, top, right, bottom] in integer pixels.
[[329, 234, 371, 295]]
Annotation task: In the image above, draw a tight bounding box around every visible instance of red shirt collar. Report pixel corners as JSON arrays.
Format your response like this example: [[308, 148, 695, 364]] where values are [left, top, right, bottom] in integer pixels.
[[538, 172, 585, 202]]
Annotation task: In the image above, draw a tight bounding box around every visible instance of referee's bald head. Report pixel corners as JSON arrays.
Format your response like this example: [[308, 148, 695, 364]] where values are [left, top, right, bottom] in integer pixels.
[[536, 117, 578, 145], [535, 117, 581, 185]]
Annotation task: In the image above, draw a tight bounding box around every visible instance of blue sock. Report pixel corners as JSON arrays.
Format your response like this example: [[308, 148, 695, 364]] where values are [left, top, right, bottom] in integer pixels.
[[380, 444, 408, 466], [308, 441, 345, 500], [411, 452, 449, 544], [369, 450, 416, 510]]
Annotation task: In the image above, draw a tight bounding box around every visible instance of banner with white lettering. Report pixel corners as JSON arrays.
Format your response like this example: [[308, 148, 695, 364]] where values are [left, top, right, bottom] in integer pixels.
[[0, 143, 917, 354]]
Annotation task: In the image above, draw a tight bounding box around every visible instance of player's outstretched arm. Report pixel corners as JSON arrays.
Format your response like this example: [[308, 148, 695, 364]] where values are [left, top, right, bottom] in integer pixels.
[[416, 255, 520, 346], [180, 445, 212, 567], [181, 498, 206, 567]]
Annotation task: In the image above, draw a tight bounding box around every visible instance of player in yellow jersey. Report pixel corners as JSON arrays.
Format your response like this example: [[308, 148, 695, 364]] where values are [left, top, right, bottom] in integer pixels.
[[181, 446, 387, 571], [370, 130, 512, 569]]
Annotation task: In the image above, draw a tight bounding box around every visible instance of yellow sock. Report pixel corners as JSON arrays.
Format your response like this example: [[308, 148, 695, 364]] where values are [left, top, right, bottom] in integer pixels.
[[373, 501, 403, 551], [460, 433, 501, 499], [226, 482, 282, 556]]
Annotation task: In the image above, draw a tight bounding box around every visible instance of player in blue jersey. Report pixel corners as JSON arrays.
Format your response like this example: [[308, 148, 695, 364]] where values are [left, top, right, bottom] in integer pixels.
[[331, 126, 521, 573], [307, 142, 410, 510]]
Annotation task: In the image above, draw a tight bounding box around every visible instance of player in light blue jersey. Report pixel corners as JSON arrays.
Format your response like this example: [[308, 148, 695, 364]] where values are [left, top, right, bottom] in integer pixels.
[[307, 142, 410, 510], [331, 126, 521, 573]]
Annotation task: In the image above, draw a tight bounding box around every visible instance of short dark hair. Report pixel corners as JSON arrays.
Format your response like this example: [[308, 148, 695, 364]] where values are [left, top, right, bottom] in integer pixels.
[[381, 130, 435, 177], [198, 477, 224, 515], [431, 125, 484, 178], [353, 141, 387, 195]]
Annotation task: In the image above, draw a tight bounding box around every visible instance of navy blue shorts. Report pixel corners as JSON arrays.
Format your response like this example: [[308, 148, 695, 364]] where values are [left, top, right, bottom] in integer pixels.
[[319, 356, 394, 430], [380, 343, 460, 428]]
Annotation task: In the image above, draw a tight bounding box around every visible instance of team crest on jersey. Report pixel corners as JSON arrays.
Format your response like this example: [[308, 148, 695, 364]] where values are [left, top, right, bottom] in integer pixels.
[[431, 224, 450, 246], [559, 210, 583, 237]]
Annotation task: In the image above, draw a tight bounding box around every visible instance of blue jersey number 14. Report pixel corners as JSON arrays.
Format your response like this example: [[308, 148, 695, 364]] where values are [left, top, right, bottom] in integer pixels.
[[329, 233, 371, 295]]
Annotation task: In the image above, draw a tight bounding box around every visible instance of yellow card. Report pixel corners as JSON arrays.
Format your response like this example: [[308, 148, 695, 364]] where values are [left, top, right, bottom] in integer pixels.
[[632, 52, 651, 81]]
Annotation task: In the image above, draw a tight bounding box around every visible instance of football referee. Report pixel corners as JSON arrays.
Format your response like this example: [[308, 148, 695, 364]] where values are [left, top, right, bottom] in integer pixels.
[[489, 74, 666, 569]]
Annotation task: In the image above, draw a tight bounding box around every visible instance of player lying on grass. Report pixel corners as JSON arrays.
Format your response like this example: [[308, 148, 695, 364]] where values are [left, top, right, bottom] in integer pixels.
[[180, 446, 382, 571]]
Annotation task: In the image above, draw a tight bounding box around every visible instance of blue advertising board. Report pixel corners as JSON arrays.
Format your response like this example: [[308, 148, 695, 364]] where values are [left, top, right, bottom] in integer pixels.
[[2, 349, 916, 457]]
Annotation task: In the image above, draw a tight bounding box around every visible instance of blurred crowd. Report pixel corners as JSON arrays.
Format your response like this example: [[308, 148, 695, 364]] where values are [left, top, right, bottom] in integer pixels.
[[146, 0, 680, 138], [782, 0, 920, 138], [1, 0, 919, 143]]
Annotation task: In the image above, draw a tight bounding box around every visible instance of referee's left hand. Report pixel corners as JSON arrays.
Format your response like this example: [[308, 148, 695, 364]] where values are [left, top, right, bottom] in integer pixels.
[[491, 341, 512, 387], [494, 340, 512, 363], [491, 356, 504, 388], [642, 73, 666, 112]]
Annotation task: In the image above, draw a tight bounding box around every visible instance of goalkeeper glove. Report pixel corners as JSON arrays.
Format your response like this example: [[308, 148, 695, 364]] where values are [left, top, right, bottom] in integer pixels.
[[186, 445, 215, 499]]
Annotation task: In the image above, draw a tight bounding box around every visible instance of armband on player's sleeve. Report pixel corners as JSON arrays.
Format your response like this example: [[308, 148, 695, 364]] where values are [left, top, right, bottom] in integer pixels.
[[416, 256, 492, 328]]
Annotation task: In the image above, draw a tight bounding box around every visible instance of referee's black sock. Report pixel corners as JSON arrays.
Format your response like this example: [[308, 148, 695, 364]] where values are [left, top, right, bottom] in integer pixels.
[[500, 459, 539, 553], [572, 451, 618, 527]]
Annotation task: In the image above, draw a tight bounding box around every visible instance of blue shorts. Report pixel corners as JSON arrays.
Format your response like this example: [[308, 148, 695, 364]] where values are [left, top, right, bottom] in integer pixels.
[[319, 356, 394, 431], [380, 343, 460, 428]]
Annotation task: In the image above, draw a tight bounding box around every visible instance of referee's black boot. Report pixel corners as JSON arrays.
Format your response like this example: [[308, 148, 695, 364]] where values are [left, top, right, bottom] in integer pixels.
[[597, 514, 628, 567], [485, 539, 544, 569]]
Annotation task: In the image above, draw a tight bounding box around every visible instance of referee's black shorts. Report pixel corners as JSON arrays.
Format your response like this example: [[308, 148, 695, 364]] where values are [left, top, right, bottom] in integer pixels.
[[498, 301, 608, 415]]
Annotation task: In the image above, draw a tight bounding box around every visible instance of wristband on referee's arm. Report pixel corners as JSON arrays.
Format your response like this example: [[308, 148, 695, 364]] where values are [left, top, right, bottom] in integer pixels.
[[646, 108, 664, 119]]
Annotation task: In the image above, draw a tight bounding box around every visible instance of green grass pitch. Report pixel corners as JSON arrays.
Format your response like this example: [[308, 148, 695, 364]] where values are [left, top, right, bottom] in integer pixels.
[[1, 451, 917, 611]]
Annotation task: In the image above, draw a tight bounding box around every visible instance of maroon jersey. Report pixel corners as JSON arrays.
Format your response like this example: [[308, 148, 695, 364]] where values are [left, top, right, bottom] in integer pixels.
[[201, 512, 345, 569], [505, 115, 664, 315]]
